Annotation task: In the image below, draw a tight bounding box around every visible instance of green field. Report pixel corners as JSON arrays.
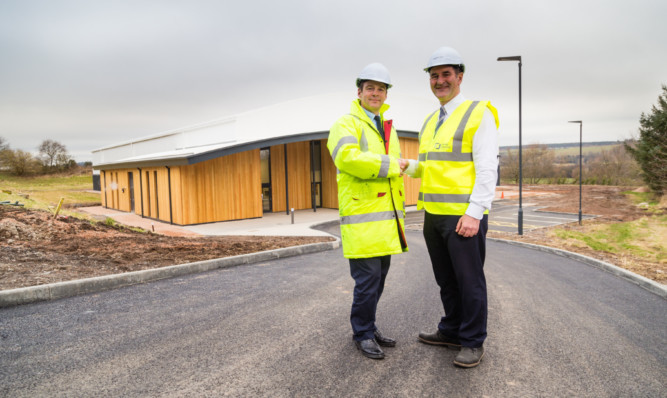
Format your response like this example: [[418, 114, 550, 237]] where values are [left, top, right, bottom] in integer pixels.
[[0, 171, 100, 216], [551, 143, 621, 157], [500, 142, 623, 157]]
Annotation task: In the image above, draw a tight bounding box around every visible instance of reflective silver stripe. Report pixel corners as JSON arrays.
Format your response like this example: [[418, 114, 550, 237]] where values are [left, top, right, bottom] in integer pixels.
[[419, 110, 438, 140], [418, 192, 470, 203], [418, 153, 426, 161], [332, 136, 358, 161], [452, 101, 479, 153], [360, 130, 368, 152], [378, 155, 390, 178], [340, 210, 398, 225], [424, 152, 473, 162]]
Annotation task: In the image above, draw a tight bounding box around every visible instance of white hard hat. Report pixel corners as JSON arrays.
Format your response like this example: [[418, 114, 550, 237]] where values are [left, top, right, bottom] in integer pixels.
[[356, 63, 392, 88], [424, 47, 465, 73]]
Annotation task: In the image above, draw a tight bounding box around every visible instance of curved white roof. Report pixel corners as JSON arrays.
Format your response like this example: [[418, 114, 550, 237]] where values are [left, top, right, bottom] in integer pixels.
[[92, 92, 435, 169]]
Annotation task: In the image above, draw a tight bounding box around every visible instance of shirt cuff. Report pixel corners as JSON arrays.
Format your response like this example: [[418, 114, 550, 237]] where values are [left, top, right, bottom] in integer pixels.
[[465, 202, 486, 220], [404, 159, 419, 177]]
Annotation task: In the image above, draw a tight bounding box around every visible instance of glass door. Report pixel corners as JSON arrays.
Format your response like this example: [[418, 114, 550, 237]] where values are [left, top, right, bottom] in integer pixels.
[[260, 148, 272, 213], [311, 141, 322, 208]]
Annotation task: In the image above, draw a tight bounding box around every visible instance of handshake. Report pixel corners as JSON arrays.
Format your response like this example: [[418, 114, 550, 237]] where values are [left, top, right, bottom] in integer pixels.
[[398, 159, 418, 177]]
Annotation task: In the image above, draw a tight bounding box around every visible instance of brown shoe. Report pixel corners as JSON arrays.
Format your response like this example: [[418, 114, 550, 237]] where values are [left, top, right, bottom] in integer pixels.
[[454, 346, 484, 368], [418, 330, 461, 348]]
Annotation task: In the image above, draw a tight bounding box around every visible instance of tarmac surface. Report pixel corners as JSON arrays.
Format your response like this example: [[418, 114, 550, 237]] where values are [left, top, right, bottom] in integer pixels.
[[1, 228, 665, 396], [1, 189, 665, 395]]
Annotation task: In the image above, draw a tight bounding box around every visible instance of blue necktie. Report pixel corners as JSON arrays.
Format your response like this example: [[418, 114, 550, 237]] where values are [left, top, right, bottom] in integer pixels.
[[374, 115, 385, 141], [435, 107, 447, 131]]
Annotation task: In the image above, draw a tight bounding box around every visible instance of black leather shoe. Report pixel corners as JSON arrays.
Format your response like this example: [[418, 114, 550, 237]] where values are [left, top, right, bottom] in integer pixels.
[[374, 330, 396, 347], [355, 339, 385, 359], [418, 330, 461, 348]]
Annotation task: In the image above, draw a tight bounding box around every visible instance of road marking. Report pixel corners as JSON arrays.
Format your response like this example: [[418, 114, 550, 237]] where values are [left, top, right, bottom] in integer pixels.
[[494, 214, 580, 222], [488, 221, 541, 228]]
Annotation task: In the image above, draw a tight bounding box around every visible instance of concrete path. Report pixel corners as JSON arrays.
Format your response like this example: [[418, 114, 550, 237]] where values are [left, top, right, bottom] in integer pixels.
[[1, 230, 665, 397]]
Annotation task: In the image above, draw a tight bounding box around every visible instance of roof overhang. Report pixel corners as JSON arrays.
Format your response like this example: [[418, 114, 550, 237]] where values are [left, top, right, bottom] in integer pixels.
[[93, 130, 418, 170]]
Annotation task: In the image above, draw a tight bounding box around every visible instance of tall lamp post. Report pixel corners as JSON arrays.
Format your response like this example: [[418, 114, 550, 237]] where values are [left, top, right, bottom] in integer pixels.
[[497, 55, 523, 235], [568, 120, 583, 225]]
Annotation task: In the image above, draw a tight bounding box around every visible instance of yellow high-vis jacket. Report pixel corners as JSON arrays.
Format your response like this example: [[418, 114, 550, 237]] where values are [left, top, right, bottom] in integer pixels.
[[327, 99, 408, 259], [414, 100, 499, 215]]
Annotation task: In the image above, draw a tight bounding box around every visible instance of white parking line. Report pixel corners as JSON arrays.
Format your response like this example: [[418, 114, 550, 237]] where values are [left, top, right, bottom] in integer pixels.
[[494, 214, 579, 222]]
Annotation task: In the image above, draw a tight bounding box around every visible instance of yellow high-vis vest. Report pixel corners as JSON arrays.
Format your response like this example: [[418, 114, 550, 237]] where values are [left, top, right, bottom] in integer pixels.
[[417, 100, 499, 215], [327, 100, 408, 259]]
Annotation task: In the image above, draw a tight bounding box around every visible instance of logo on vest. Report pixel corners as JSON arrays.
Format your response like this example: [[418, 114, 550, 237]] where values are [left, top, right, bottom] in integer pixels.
[[433, 142, 452, 151]]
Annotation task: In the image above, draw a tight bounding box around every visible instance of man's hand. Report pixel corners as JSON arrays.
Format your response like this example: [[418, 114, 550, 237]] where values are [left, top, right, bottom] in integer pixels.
[[398, 158, 409, 175], [456, 214, 480, 237]]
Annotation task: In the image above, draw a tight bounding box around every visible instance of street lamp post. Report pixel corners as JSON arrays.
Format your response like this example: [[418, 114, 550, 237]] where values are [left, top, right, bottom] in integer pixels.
[[568, 120, 583, 225], [498, 55, 523, 235]]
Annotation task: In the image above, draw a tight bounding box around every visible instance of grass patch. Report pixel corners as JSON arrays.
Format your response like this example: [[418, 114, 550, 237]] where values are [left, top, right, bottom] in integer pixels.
[[0, 171, 100, 217], [552, 216, 667, 264], [622, 191, 660, 206]]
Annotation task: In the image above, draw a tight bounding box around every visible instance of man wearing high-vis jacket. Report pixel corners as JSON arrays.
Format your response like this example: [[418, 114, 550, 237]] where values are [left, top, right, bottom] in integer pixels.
[[405, 47, 499, 368], [328, 63, 409, 360]]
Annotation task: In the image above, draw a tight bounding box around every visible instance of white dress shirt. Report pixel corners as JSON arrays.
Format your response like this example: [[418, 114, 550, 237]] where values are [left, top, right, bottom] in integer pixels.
[[407, 93, 499, 219]]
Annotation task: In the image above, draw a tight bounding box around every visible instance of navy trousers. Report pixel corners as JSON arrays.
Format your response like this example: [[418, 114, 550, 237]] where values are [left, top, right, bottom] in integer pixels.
[[349, 255, 391, 341], [423, 212, 488, 348]]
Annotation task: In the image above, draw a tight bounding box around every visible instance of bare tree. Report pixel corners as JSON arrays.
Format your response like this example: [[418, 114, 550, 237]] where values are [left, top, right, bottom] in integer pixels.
[[523, 144, 556, 183], [3, 149, 41, 176], [0, 136, 10, 169], [586, 143, 642, 185], [499, 148, 519, 183], [38, 139, 71, 171]]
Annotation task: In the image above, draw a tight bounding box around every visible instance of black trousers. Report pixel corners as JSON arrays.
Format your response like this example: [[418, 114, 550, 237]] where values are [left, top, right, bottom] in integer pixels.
[[423, 212, 488, 348], [349, 255, 391, 341]]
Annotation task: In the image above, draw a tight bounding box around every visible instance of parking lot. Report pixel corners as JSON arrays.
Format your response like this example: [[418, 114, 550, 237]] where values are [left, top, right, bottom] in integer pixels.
[[405, 203, 595, 233]]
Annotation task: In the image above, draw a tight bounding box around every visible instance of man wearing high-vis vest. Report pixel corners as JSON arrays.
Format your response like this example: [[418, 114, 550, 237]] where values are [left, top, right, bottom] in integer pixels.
[[405, 47, 499, 368], [328, 63, 409, 360]]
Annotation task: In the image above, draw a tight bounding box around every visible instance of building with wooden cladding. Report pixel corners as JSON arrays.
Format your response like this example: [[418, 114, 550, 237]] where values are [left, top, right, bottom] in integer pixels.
[[92, 94, 424, 226]]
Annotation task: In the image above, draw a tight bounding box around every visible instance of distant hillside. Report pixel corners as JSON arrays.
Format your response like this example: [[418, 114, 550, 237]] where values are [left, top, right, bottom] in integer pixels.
[[500, 141, 621, 150], [501, 141, 628, 158]]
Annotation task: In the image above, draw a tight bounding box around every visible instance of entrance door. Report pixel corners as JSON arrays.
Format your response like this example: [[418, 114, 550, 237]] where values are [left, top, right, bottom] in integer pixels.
[[260, 148, 272, 213], [128, 172, 135, 212], [310, 141, 322, 208]]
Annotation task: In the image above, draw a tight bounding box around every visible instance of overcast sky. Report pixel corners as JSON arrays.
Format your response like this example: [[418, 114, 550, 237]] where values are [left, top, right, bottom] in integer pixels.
[[1, 0, 665, 162]]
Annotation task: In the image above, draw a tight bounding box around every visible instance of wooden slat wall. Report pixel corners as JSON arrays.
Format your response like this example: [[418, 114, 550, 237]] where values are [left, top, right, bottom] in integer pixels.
[[131, 169, 142, 215], [321, 139, 338, 209], [287, 141, 312, 210], [176, 150, 262, 224], [168, 167, 183, 225], [269, 144, 286, 212], [400, 137, 420, 206], [135, 168, 171, 222], [96, 136, 420, 225], [269, 142, 313, 212], [100, 169, 133, 211], [100, 171, 107, 207], [116, 171, 130, 212]]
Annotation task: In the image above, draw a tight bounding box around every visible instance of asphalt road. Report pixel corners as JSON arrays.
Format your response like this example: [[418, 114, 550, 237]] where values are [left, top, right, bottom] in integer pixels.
[[1, 229, 665, 397]]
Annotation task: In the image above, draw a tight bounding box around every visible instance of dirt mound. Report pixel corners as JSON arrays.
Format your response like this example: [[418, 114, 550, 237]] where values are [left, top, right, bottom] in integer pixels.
[[1, 185, 663, 290], [0, 206, 333, 290], [488, 185, 665, 283], [519, 185, 646, 222]]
